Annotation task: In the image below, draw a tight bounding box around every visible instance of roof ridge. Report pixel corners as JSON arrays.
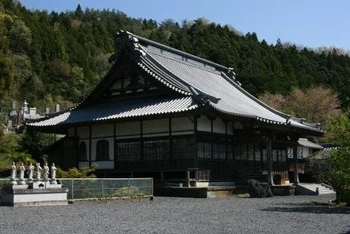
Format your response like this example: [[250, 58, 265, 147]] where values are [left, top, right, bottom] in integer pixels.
[[145, 48, 223, 75], [122, 30, 229, 72]]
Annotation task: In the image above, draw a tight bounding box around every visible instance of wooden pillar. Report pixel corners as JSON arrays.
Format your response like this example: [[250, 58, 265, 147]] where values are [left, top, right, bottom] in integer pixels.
[[140, 120, 144, 162], [74, 127, 78, 168], [114, 121, 117, 169], [186, 169, 191, 187], [267, 136, 274, 185], [160, 171, 164, 182], [210, 117, 214, 159], [169, 117, 172, 161], [225, 121, 228, 160], [293, 144, 299, 184], [194, 116, 198, 167], [88, 125, 92, 167]]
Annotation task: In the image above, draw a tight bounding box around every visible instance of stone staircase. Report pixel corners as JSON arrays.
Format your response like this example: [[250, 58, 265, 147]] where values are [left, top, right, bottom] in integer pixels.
[[296, 183, 335, 195]]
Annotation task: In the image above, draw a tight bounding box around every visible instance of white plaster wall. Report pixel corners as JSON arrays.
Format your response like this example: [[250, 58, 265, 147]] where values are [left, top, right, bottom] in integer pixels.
[[67, 128, 75, 137], [77, 126, 90, 139], [91, 138, 114, 161], [197, 115, 211, 132], [213, 118, 226, 134], [13, 193, 67, 203], [116, 121, 140, 136], [172, 117, 194, 132], [93, 161, 114, 169], [125, 77, 131, 86], [110, 79, 122, 89], [92, 124, 114, 138], [78, 161, 90, 169], [234, 121, 243, 129], [227, 121, 233, 135], [143, 119, 168, 134]]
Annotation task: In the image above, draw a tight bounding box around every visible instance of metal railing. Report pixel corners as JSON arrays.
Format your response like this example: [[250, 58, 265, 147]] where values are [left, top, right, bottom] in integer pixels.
[[0, 178, 153, 200]]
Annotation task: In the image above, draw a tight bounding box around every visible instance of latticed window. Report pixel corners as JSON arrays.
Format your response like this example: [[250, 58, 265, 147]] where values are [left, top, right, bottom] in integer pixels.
[[297, 146, 303, 159], [227, 144, 233, 160], [197, 142, 211, 159], [79, 142, 87, 161], [96, 140, 109, 161], [281, 149, 287, 162], [241, 144, 248, 160], [248, 143, 254, 161], [287, 147, 294, 158], [143, 140, 169, 161], [116, 141, 141, 161], [233, 144, 241, 160], [262, 148, 267, 161], [212, 143, 226, 159], [173, 137, 194, 159], [254, 144, 261, 161]]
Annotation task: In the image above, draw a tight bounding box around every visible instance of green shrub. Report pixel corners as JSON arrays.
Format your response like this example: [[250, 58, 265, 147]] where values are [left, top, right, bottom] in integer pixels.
[[57, 165, 96, 178], [341, 187, 350, 205], [113, 185, 143, 198]]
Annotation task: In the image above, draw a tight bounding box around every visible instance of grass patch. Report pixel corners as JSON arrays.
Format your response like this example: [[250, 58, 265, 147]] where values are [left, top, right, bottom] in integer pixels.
[[311, 200, 347, 207]]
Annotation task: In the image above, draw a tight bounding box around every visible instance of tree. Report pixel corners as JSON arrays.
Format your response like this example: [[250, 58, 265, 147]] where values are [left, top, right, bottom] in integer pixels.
[[259, 86, 341, 126], [285, 87, 341, 125], [319, 111, 350, 203], [258, 92, 286, 112], [18, 129, 57, 161]]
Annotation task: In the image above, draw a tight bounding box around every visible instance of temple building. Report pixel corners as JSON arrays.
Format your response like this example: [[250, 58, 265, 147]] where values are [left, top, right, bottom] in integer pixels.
[[28, 31, 323, 186]]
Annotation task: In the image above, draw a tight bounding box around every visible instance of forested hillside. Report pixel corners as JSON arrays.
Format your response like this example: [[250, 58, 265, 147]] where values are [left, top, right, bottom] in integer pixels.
[[1, 0, 350, 116]]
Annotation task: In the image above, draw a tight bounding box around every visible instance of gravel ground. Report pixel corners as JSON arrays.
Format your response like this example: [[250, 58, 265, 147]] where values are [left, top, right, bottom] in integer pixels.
[[0, 194, 349, 234]]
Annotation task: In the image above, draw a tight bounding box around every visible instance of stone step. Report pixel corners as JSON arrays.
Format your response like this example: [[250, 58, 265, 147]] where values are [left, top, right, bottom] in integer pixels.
[[297, 183, 335, 195]]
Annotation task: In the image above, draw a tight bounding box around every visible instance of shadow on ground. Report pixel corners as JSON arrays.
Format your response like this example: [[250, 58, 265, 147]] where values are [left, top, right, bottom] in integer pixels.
[[261, 203, 350, 214], [341, 227, 350, 234]]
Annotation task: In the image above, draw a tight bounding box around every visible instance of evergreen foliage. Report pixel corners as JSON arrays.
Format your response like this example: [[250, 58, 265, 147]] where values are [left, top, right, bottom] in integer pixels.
[[1, 0, 350, 114], [309, 111, 350, 203]]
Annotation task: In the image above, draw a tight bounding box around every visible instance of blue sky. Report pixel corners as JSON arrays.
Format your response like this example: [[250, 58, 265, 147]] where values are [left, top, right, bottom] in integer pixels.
[[20, 0, 350, 50]]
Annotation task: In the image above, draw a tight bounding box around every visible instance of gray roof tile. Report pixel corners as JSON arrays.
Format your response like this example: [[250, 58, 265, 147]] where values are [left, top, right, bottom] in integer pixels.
[[29, 97, 197, 127], [29, 31, 323, 135]]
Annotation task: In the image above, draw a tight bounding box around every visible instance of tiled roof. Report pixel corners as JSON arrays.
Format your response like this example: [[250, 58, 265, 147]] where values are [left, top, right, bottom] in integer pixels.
[[313, 146, 338, 159], [298, 138, 324, 149], [28, 96, 198, 127], [29, 31, 324, 135], [128, 33, 323, 134]]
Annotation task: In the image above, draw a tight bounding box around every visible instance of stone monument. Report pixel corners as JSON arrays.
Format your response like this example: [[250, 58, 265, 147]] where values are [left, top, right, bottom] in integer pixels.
[[10, 162, 17, 185], [27, 163, 35, 183], [1, 162, 68, 207], [19, 163, 26, 185]]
